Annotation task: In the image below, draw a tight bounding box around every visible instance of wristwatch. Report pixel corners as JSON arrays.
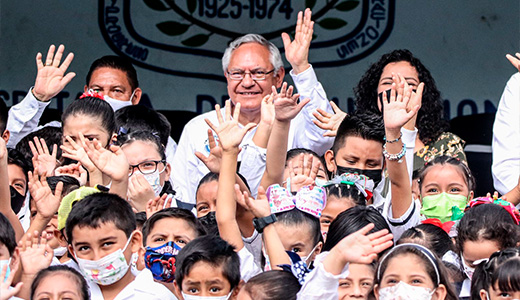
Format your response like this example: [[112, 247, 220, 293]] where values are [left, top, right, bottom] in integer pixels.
[[253, 214, 277, 233]]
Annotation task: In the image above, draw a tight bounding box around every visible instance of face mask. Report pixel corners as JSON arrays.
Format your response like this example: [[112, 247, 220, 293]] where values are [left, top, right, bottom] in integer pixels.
[[421, 193, 468, 223], [315, 178, 327, 187], [198, 211, 219, 236], [141, 167, 165, 197], [181, 291, 233, 300], [54, 246, 68, 257], [10, 186, 25, 214], [144, 241, 181, 282], [103, 90, 135, 111], [0, 259, 11, 282], [378, 281, 435, 300], [299, 243, 320, 265], [75, 232, 134, 285], [460, 254, 475, 280], [336, 166, 383, 188]]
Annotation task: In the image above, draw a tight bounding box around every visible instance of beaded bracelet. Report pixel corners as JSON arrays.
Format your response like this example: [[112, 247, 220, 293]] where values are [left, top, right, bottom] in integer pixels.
[[383, 142, 406, 163], [383, 132, 402, 143]]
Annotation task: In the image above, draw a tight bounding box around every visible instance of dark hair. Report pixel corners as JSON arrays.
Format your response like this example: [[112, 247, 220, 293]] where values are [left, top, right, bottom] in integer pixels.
[[46, 175, 80, 196], [0, 99, 7, 134], [141, 207, 204, 245], [354, 49, 449, 144], [16, 126, 63, 162], [285, 148, 327, 170], [276, 209, 322, 247], [332, 112, 384, 156], [398, 224, 454, 258], [118, 130, 166, 161], [65, 193, 136, 244], [375, 244, 458, 300], [0, 213, 16, 256], [175, 235, 240, 290], [30, 265, 89, 300], [418, 155, 475, 193], [135, 212, 147, 230], [115, 106, 171, 147], [7, 148, 31, 185], [456, 204, 520, 255], [325, 183, 367, 207], [244, 270, 301, 300], [196, 172, 219, 196], [61, 97, 117, 145], [323, 206, 391, 252], [86, 55, 139, 91]]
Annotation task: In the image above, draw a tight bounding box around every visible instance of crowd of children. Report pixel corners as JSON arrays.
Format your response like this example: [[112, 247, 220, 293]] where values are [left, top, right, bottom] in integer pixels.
[[0, 7, 519, 300]]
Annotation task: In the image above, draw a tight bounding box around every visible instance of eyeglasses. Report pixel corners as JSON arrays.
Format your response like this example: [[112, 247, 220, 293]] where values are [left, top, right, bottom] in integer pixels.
[[128, 160, 165, 176], [226, 69, 275, 81]]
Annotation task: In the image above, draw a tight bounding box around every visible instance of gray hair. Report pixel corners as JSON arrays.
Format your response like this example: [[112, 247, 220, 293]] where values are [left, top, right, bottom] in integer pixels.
[[222, 34, 283, 74]]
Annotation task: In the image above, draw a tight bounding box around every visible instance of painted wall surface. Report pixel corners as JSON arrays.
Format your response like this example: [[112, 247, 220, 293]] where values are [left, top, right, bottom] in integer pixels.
[[1, 0, 519, 118]]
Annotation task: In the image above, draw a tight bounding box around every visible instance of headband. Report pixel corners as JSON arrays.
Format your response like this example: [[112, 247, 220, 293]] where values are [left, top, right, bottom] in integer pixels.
[[465, 197, 520, 225], [267, 184, 327, 218], [377, 243, 440, 285], [80, 90, 104, 100], [323, 173, 375, 200]]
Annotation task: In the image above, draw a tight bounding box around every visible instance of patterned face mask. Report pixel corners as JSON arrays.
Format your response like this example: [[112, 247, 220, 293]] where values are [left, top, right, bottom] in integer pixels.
[[378, 281, 435, 300], [144, 241, 181, 282]]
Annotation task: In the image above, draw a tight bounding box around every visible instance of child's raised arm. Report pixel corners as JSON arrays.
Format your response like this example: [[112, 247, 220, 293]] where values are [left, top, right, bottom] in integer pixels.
[[0, 139, 23, 241], [206, 100, 256, 250], [259, 83, 309, 189], [383, 78, 423, 218]]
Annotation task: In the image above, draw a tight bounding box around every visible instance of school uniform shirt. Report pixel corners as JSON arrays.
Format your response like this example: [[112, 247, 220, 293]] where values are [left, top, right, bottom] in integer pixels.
[[237, 246, 262, 282], [88, 268, 176, 300], [242, 229, 262, 269], [171, 65, 334, 204], [492, 73, 520, 197]]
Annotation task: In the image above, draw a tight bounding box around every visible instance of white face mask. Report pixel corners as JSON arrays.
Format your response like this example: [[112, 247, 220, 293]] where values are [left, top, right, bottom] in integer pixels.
[[460, 254, 486, 280], [181, 291, 233, 300], [75, 233, 134, 286], [88, 89, 135, 111], [141, 167, 165, 197], [378, 281, 435, 300], [299, 243, 320, 265], [54, 246, 68, 257]]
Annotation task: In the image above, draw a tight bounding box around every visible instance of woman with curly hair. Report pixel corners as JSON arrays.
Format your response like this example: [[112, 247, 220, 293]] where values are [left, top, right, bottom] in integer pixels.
[[354, 49, 466, 172]]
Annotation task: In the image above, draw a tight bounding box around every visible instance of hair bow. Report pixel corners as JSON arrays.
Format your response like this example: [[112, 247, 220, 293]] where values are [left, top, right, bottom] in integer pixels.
[[267, 184, 326, 218], [80, 90, 104, 100], [465, 197, 520, 225], [277, 251, 311, 285], [323, 173, 374, 200]]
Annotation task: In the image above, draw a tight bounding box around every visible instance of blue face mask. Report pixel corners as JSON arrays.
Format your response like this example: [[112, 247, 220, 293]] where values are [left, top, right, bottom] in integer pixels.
[[144, 241, 181, 282], [0, 259, 11, 282]]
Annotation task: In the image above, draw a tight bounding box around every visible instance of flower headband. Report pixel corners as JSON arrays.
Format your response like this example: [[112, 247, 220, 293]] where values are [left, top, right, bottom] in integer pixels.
[[465, 197, 520, 225], [322, 173, 374, 200], [80, 90, 104, 100], [267, 184, 327, 218]]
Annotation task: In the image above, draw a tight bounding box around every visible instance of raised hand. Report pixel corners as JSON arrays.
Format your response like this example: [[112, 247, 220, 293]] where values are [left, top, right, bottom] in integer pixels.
[[0, 264, 22, 300], [382, 81, 420, 131], [54, 162, 88, 186], [312, 101, 347, 137], [33, 44, 76, 102], [146, 194, 172, 219], [506, 53, 520, 72], [282, 8, 314, 74], [239, 185, 271, 219], [60, 136, 97, 172], [128, 173, 156, 212], [28, 171, 63, 220], [30, 136, 58, 176], [287, 153, 319, 192], [19, 231, 54, 277], [194, 129, 222, 173], [205, 100, 256, 153], [273, 82, 310, 122], [82, 135, 129, 182], [260, 93, 276, 127]]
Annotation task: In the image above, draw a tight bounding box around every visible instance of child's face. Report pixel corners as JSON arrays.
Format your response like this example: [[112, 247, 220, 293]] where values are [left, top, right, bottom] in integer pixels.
[[282, 155, 329, 183], [274, 222, 320, 263], [69, 222, 140, 262], [325, 136, 383, 173], [196, 180, 218, 218], [8, 164, 27, 196], [486, 285, 520, 300], [338, 263, 374, 300], [320, 196, 356, 240], [63, 114, 112, 148], [462, 239, 500, 269], [30, 198, 60, 249], [180, 261, 233, 297], [420, 164, 472, 199], [33, 272, 83, 300], [122, 140, 170, 185], [145, 217, 198, 248]]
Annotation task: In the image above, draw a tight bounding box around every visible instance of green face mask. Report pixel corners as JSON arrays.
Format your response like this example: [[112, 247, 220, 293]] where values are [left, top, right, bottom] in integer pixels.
[[420, 192, 468, 223]]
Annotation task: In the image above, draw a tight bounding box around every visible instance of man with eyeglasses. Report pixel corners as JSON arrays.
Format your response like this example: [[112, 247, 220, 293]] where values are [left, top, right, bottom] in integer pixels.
[[172, 9, 334, 203]]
